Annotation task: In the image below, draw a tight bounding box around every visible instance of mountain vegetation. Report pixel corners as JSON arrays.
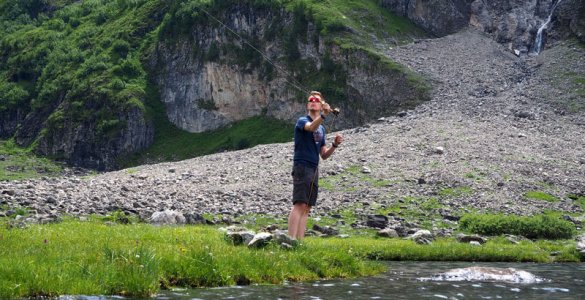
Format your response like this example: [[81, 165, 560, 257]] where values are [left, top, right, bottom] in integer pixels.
[[0, 0, 427, 171]]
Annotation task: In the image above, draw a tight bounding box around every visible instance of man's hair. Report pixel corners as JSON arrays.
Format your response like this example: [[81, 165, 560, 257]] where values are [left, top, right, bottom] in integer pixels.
[[308, 91, 323, 101]]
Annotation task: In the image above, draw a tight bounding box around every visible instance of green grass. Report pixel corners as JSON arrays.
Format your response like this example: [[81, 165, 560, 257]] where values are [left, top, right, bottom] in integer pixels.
[[439, 186, 474, 198], [0, 216, 581, 298], [287, 0, 426, 46], [0, 139, 64, 181], [320, 165, 396, 192], [459, 213, 576, 239], [524, 191, 559, 202], [0, 217, 382, 298]]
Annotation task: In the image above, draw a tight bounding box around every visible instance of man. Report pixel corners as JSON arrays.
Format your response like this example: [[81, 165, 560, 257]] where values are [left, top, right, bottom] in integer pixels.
[[288, 91, 343, 240]]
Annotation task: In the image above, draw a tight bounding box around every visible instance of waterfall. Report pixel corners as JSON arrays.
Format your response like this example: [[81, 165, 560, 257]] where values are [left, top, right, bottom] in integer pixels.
[[531, 0, 564, 54]]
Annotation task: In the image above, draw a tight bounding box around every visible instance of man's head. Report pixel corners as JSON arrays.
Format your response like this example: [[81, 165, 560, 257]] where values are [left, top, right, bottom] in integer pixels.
[[307, 91, 323, 112]]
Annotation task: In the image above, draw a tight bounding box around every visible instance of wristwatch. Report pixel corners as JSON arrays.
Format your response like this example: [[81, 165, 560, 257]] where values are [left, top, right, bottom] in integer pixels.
[[320, 114, 326, 120]]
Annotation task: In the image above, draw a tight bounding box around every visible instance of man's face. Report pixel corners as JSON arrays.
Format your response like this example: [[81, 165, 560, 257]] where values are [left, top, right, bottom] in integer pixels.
[[307, 95, 322, 111]]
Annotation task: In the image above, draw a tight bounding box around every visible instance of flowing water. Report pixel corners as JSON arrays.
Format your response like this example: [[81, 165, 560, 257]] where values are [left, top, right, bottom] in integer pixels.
[[156, 262, 584, 300], [531, 0, 564, 54], [64, 261, 585, 300]]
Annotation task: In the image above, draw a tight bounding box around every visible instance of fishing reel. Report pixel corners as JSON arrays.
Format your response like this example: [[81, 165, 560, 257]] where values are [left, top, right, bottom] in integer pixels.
[[322, 101, 340, 116]]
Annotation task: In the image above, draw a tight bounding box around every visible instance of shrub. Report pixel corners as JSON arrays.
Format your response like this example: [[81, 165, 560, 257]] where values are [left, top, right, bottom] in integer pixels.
[[0, 81, 29, 111], [459, 213, 576, 239], [112, 39, 130, 58]]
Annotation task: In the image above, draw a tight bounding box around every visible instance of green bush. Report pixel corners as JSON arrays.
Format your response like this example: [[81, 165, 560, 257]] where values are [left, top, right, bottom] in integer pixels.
[[112, 39, 131, 58], [459, 213, 576, 239]]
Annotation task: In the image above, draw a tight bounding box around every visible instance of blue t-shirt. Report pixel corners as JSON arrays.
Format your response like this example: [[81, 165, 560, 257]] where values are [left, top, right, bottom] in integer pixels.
[[293, 115, 326, 168]]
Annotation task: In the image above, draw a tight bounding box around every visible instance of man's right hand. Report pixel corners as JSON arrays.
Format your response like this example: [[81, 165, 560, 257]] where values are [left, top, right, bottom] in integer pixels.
[[322, 102, 331, 116]]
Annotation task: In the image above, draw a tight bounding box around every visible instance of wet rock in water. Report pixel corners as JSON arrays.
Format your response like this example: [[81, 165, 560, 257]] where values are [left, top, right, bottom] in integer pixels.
[[421, 267, 546, 283]]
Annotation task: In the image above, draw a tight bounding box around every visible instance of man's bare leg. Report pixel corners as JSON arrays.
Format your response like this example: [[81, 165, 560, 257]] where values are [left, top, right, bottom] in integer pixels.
[[288, 202, 308, 239], [297, 205, 310, 239]]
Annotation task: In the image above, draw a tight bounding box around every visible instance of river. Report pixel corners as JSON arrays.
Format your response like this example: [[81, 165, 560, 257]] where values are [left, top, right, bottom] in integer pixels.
[[63, 261, 585, 300]]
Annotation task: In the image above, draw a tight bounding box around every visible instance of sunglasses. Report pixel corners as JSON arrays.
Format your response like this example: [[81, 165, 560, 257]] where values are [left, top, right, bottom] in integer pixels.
[[308, 96, 321, 103]]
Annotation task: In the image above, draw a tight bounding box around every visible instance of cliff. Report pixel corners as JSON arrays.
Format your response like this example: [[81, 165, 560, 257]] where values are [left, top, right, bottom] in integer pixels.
[[381, 0, 585, 54], [150, 2, 430, 133], [0, 0, 583, 171]]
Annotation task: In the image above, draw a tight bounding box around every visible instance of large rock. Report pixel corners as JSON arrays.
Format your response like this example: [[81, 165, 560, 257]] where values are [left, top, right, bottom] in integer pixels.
[[423, 267, 545, 283], [366, 215, 389, 229], [577, 234, 585, 255], [410, 229, 434, 244], [149, 210, 186, 225], [247, 232, 273, 248]]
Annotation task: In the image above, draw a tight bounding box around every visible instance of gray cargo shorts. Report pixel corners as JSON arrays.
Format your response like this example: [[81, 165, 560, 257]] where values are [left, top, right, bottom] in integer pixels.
[[292, 164, 319, 206]]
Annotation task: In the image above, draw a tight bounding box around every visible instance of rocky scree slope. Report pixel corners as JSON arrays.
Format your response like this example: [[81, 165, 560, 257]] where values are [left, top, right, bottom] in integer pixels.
[[1, 29, 584, 232]]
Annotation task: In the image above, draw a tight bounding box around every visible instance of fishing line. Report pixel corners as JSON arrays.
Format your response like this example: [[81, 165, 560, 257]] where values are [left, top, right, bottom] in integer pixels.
[[198, 6, 310, 94], [199, 6, 340, 132]]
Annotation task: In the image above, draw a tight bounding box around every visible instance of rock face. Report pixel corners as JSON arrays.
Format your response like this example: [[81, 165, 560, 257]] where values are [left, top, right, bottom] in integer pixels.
[[380, 0, 474, 37], [32, 106, 154, 171], [381, 0, 585, 54], [150, 3, 429, 133]]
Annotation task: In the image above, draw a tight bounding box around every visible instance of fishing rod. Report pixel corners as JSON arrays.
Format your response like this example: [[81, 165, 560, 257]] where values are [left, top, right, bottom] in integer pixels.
[[197, 5, 341, 120]]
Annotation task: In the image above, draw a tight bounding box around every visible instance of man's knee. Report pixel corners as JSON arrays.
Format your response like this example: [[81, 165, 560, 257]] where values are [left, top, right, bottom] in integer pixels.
[[294, 202, 309, 212]]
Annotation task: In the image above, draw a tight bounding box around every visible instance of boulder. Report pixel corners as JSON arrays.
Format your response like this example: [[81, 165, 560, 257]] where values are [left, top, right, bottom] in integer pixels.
[[410, 229, 434, 244], [247, 232, 273, 248], [149, 210, 186, 225], [423, 267, 545, 284], [366, 215, 389, 229], [377, 228, 400, 238], [456, 233, 487, 244], [576, 234, 585, 255]]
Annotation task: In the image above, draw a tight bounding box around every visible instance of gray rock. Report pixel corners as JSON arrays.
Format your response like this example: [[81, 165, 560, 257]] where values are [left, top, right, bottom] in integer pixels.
[[366, 215, 388, 229], [456, 233, 487, 244], [422, 267, 545, 283], [410, 229, 434, 244], [576, 234, 585, 254], [273, 230, 298, 247], [378, 228, 399, 238], [226, 231, 256, 246], [247, 232, 273, 248], [149, 210, 186, 225], [184, 212, 207, 225]]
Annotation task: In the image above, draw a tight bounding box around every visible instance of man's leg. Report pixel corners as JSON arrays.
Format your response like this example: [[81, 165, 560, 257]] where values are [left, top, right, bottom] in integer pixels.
[[297, 205, 311, 239], [288, 202, 308, 239]]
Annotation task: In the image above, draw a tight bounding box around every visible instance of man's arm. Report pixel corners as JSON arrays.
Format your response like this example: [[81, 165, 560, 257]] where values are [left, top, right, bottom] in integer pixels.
[[320, 133, 343, 160], [304, 103, 331, 132], [303, 115, 326, 132], [320, 143, 335, 160]]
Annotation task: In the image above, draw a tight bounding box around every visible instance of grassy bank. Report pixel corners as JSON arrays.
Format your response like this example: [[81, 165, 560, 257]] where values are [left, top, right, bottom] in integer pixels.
[[0, 217, 581, 298], [0, 139, 64, 181]]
